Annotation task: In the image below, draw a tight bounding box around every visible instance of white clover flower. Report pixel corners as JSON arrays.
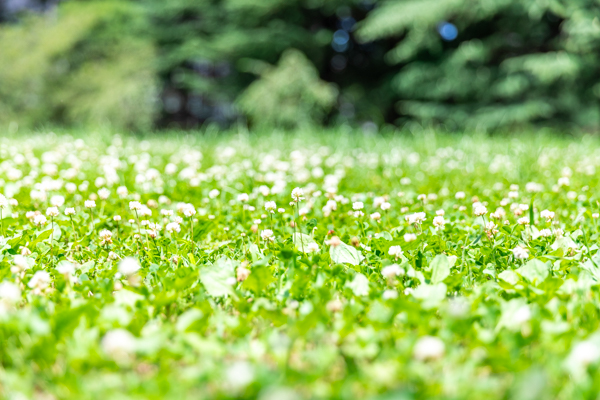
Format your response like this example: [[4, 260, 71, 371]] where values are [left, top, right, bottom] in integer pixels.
[[455, 191, 466, 199], [413, 336, 445, 361], [517, 216, 530, 225], [406, 212, 426, 225], [326, 200, 337, 211], [433, 215, 446, 228], [566, 340, 600, 375], [237, 266, 250, 282], [526, 182, 543, 192], [436, 209, 445, 216], [117, 186, 128, 198], [558, 177, 570, 187], [264, 201, 277, 213], [46, 207, 59, 217], [98, 188, 110, 200], [327, 236, 341, 247], [65, 207, 76, 216], [306, 242, 319, 253], [101, 329, 136, 360], [474, 204, 487, 216], [388, 245, 403, 259], [166, 222, 181, 233], [33, 214, 47, 226], [539, 229, 552, 237], [298, 207, 309, 216], [291, 187, 304, 202], [485, 221, 498, 234], [352, 202, 364, 211], [12, 255, 31, 274], [118, 257, 141, 277], [404, 233, 417, 242], [50, 195, 65, 207], [258, 185, 270, 196], [84, 200, 96, 209], [28, 270, 51, 294], [373, 196, 385, 208], [380, 202, 391, 211], [225, 361, 255, 390], [129, 201, 142, 211], [0, 281, 21, 304], [512, 246, 529, 260], [99, 229, 113, 245], [260, 229, 274, 242], [540, 209, 555, 222], [65, 182, 77, 193], [8, 199, 18, 207], [370, 212, 381, 221], [553, 228, 564, 238], [381, 264, 403, 279], [326, 299, 343, 312], [513, 304, 532, 324], [237, 193, 249, 202], [56, 262, 75, 276], [382, 289, 398, 300], [208, 189, 220, 199], [182, 204, 196, 217], [113, 215, 121, 221]]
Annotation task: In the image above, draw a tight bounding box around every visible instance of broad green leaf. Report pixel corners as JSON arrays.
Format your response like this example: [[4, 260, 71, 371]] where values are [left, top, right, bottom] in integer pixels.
[[200, 256, 236, 297], [551, 237, 578, 252], [292, 232, 317, 253], [374, 231, 393, 241], [31, 229, 53, 246], [448, 255, 458, 268], [249, 243, 264, 261], [176, 309, 204, 332], [412, 283, 447, 309], [498, 269, 520, 285], [497, 299, 531, 332], [516, 259, 549, 285], [430, 254, 450, 284], [79, 261, 95, 274], [346, 273, 370, 296], [330, 240, 364, 265], [243, 265, 276, 294]]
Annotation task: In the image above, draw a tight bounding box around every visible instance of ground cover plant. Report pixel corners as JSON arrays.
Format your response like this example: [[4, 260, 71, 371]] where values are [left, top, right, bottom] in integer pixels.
[[1, 129, 600, 399]]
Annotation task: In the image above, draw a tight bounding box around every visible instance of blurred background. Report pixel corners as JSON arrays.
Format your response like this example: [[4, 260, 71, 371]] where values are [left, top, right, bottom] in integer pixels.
[[1, 0, 600, 132]]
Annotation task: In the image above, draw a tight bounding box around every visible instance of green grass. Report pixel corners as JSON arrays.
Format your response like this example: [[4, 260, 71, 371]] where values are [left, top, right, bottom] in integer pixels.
[[0, 129, 600, 399]]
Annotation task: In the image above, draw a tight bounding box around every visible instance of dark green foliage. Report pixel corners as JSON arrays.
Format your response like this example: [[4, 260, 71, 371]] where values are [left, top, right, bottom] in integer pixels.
[[3, 0, 600, 131], [357, 0, 600, 130]]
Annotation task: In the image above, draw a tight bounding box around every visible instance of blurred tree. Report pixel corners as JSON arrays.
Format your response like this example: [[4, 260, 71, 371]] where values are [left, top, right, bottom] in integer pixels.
[[237, 49, 338, 128], [0, 1, 157, 131], [144, 0, 392, 128], [356, 0, 600, 131], [5, 0, 600, 131]]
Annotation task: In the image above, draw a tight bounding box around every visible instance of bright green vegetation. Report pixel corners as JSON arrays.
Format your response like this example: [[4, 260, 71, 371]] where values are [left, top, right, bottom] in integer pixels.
[[1, 130, 600, 399]]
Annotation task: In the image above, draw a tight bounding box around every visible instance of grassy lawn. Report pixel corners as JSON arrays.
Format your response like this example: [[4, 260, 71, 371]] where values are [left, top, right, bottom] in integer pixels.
[[0, 129, 599, 399]]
